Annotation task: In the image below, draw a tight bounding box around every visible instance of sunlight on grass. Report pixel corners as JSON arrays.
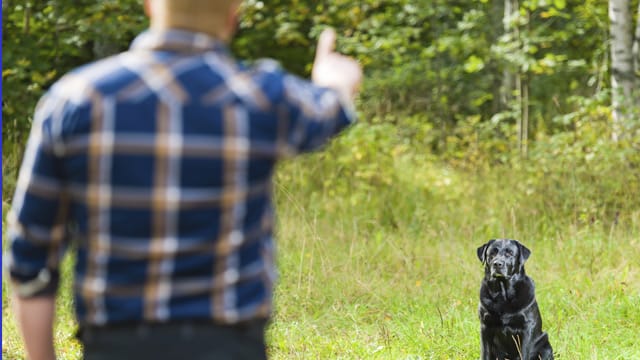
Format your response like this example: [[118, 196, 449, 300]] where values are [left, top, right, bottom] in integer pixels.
[[3, 160, 640, 359]]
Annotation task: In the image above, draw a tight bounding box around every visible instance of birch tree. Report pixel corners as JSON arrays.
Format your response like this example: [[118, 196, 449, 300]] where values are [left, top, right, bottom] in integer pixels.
[[633, 1, 640, 79], [501, 0, 518, 108], [501, 0, 531, 156], [609, 0, 636, 140]]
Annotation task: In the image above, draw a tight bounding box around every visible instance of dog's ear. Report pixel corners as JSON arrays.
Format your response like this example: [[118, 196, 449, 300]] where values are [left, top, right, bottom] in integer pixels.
[[517, 242, 531, 263], [477, 239, 495, 264]]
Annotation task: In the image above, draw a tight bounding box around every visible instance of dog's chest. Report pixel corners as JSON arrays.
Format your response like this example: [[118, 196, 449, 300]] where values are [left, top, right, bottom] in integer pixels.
[[482, 308, 527, 330], [498, 312, 527, 333]]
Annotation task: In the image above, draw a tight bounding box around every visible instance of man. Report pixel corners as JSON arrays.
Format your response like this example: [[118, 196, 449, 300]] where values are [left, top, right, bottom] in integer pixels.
[[6, 0, 362, 359]]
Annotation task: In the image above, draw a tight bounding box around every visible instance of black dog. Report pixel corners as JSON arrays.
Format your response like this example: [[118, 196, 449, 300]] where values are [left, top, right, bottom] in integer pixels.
[[477, 239, 553, 360]]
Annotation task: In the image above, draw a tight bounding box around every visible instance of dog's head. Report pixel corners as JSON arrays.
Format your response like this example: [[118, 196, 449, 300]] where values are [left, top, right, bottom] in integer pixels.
[[477, 239, 531, 280]]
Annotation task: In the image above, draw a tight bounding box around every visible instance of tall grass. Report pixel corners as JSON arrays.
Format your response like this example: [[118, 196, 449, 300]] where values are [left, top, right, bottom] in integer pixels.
[[268, 151, 640, 359], [3, 133, 640, 359]]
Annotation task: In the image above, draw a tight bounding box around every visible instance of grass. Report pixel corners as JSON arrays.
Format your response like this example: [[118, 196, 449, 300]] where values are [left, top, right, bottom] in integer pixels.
[[3, 153, 640, 359], [268, 169, 640, 359]]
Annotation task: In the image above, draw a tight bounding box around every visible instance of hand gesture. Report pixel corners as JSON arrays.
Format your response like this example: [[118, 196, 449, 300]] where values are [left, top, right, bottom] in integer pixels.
[[311, 28, 363, 102]]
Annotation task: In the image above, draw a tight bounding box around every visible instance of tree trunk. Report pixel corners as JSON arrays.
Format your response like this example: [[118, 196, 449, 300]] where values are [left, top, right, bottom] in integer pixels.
[[520, 7, 530, 158], [609, 0, 634, 140], [23, 2, 31, 35], [490, 0, 506, 114], [633, 1, 640, 80], [501, 0, 518, 108]]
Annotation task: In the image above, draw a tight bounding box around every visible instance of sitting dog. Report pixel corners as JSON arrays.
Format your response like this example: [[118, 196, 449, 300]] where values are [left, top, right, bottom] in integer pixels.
[[477, 239, 553, 360]]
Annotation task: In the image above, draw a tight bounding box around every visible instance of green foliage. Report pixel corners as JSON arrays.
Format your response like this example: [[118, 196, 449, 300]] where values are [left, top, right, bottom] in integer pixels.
[[1, 0, 631, 172], [4, 0, 637, 234], [2, 0, 147, 151]]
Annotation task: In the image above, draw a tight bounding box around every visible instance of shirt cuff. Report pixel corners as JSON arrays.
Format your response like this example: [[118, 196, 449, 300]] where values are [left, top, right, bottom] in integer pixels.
[[338, 94, 357, 124], [7, 262, 60, 298]]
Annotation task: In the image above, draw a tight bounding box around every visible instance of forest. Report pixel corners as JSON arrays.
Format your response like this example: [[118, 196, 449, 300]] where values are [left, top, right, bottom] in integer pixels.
[[2, 1, 640, 358]]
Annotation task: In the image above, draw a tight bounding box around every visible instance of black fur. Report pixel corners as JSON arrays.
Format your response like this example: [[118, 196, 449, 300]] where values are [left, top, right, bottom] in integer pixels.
[[477, 239, 553, 360]]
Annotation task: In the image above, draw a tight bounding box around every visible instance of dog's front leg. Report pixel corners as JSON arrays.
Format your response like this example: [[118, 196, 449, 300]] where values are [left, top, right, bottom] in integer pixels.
[[518, 333, 535, 360], [532, 333, 554, 360], [480, 335, 495, 360]]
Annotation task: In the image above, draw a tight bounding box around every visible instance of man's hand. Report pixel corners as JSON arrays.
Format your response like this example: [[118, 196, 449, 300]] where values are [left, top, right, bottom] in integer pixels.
[[312, 28, 363, 103]]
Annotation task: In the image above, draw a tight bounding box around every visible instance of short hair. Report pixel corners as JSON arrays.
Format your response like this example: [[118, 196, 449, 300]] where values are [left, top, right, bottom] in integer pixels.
[[148, 0, 240, 37], [153, 0, 238, 14]]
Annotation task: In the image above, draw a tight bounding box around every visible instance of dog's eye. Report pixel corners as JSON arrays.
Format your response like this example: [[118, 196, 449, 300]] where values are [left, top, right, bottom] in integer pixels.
[[505, 249, 514, 256], [490, 248, 498, 255]]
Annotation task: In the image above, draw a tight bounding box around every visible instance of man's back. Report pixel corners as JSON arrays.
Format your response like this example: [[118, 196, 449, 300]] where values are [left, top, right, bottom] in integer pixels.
[[9, 29, 355, 327]]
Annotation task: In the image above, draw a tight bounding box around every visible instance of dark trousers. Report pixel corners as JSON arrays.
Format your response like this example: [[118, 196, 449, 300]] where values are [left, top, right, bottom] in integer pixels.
[[80, 320, 268, 360]]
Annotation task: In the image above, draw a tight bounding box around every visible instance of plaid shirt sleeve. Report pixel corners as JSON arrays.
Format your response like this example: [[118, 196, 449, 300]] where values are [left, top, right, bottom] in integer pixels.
[[6, 93, 72, 298], [276, 70, 356, 157]]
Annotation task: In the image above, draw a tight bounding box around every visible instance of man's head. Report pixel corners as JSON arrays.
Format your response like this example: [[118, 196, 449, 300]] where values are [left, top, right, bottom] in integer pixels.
[[477, 239, 531, 281], [144, 0, 241, 41]]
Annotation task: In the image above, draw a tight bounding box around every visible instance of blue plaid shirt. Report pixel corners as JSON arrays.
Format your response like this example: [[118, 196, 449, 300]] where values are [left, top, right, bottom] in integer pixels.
[[7, 29, 354, 326]]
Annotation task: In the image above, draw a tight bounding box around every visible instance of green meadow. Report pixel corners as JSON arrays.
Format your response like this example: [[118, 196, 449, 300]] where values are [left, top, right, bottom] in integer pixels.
[[4, 138, 640, 359]]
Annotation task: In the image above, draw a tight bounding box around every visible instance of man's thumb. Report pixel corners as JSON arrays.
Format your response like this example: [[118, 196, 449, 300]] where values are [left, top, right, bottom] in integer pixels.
[[315, 28, 336, 60]]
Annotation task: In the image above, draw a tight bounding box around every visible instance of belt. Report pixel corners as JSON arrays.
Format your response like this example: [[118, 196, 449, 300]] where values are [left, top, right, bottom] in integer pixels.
[[78, 318, 269, 342]]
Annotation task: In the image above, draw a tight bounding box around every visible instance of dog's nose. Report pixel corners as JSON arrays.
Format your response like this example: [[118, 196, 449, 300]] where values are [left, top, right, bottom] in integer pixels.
[[493, 261, 504, 269]]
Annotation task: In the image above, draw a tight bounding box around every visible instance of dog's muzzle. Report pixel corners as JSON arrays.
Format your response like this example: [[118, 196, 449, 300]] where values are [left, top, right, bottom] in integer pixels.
[[490, 260, 508, 278]]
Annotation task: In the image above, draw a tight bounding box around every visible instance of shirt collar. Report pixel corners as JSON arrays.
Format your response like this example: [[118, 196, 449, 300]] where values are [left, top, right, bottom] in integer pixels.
[[130, 29, 230, 54]]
